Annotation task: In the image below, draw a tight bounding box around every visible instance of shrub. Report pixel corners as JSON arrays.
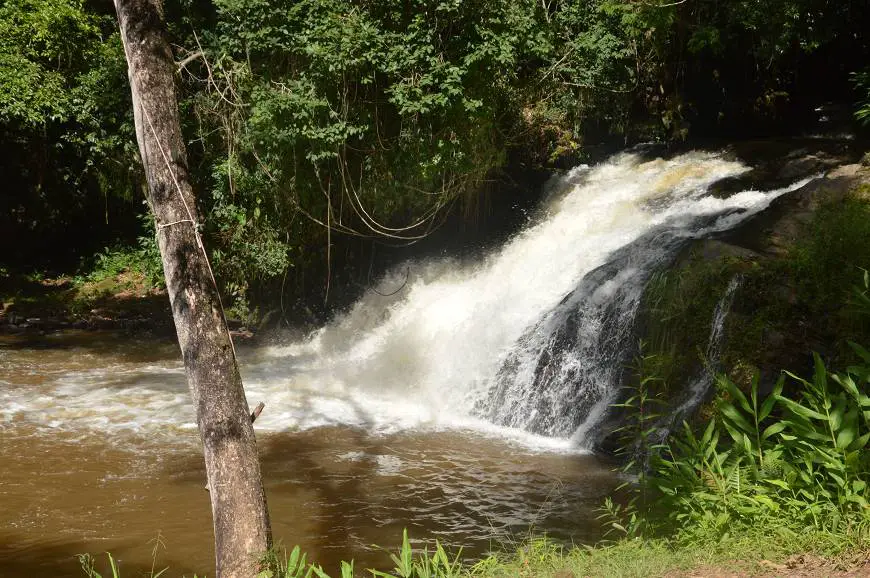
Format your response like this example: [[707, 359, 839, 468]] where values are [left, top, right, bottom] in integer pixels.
[[609, 350, 870, 547]]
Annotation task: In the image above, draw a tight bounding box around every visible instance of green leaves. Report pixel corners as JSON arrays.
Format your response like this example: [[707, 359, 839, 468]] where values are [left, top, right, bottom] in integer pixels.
[[0, 0, 115, 127], [853, 70, 870, 126], [370, 529, 463, 578], [257, 544, 351, 578], [195, 0, 544, 305], [639, 346, 870, 542]]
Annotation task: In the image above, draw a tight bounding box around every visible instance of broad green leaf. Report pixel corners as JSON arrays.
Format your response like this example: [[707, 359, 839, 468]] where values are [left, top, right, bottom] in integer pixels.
[[830, 403, 844, 431], [836, 426, 856, 449], [742, 432, 753, 457], [700, 419, 715, 447], [847, 431, 870, 452], [828, 471, 846, 487], [288, 545, 301, 571], [848, 341, 870, 363], [720, 403, 754, 435], [762, 421, 787, 440], [777, 396, 827, 421], [834, 373, 860, 398], [721, 376, 752, 414], [759, 376, 783, 421], [812, 353, 828, 394], [722, 419, 744, 445]]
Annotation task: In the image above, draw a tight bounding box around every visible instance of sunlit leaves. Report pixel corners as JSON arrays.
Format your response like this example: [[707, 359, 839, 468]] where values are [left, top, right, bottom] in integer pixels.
[[0, 0, 106, 126], [642, 352, 870, 540]]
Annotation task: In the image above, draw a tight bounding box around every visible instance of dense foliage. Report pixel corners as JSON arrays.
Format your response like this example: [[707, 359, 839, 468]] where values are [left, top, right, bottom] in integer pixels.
[[0, 0, 138, 269], [2, 0, 869, 313], [659, 363, 868, 537], [597, 337, 870, 555]]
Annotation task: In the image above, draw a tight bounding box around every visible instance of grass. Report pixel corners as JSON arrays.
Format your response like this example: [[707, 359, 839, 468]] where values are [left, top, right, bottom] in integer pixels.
[[74, 244, 164, 298], [78, 524, 870, 578], [471, 529, 867, 577]]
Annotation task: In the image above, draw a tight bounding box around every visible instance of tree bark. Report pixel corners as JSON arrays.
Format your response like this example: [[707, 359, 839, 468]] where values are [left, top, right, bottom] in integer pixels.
[[112, 1, 272, 576]]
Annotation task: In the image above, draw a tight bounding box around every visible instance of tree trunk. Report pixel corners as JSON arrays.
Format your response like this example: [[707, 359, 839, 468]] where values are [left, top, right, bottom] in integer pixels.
[[112, 1, 272, 576]]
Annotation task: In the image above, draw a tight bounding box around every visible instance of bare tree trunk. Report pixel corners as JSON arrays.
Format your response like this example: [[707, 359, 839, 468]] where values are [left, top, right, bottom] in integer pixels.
[[112, 1, 272, 575]]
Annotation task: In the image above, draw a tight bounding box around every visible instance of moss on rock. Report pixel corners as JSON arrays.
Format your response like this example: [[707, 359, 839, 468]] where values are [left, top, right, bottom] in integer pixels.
[[637, 163, 870, 406]]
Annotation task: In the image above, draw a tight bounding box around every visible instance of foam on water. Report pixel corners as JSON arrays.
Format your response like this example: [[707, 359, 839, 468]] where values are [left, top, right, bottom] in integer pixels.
[[0, 151, 817, 452]]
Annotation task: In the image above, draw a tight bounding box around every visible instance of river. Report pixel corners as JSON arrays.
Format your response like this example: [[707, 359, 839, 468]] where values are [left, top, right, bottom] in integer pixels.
[[0, 331, 616, 577], [0, 149, 818, 576]]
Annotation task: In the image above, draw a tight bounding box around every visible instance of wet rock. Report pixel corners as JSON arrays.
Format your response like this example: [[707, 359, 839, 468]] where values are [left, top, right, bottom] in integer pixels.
[[777, 152, 841, 181], [693, 239, 760, 263], [765, 329, 786, 349], [710, 137, 862, 198], [721, 164, 869, 256]]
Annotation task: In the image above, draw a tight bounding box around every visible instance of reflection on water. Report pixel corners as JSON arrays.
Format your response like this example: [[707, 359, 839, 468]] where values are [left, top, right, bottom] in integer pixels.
[[0, 332, 618, 577]]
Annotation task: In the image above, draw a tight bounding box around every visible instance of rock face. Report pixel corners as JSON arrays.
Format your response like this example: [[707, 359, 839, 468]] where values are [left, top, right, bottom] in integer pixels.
[[725, 162, 869, 257], [710, 138, 860, 195], [601, 140, 870, 454], [691, 239, 760, 262]]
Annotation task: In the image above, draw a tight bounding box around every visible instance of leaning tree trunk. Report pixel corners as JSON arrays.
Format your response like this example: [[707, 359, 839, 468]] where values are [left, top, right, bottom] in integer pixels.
[[113, 1, 272, 575]]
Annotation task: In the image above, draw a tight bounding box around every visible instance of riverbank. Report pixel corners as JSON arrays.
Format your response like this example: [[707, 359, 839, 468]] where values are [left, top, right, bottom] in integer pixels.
[[81, 527, 870, 577], [446, 531, 869, 577], [0, 266, 169, 332], [0, 270, 253, 339], [478, 536, 870, 577]]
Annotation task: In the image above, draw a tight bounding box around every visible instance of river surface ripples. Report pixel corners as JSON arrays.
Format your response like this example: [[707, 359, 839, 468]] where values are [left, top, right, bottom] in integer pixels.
[[0, 331, 617, 577]]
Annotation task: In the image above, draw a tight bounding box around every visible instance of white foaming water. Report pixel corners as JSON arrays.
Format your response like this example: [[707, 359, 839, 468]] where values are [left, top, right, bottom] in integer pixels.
[[0, 151, 815, 452]]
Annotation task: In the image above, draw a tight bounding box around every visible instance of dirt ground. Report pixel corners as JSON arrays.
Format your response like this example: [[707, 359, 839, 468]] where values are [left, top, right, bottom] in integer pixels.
[[664, 552, 870, 577]]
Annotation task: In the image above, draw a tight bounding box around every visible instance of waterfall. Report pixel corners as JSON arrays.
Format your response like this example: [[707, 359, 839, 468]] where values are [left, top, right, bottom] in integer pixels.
[[675, 275, 743, 421], [253, 151, 814, 445], [0, 150, 817, 450]]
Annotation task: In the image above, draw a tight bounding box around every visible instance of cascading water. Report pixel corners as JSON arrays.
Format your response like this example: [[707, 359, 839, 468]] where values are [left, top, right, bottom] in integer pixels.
[[673, 275, 743, 422], [251, 150, 814, 446], [0, 150, 816, 450], [476, 214, 761, 445]]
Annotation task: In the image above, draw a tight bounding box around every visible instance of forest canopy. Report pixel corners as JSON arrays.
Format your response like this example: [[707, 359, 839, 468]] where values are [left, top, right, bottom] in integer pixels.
[[2, 0, 868, 315]]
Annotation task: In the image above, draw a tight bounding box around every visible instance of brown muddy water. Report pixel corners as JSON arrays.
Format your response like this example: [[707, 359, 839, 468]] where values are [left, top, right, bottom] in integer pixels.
[[0, 331, 618, 577]]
